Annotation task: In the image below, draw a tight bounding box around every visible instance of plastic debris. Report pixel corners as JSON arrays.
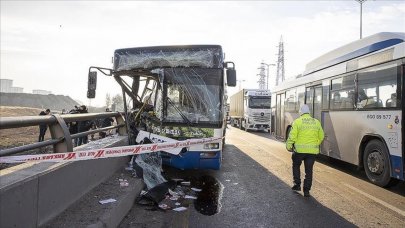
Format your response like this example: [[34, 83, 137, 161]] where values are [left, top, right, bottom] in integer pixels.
[[135, 152, 167, 189], [181, 181, 191, 186], [173, 207, 188, 212], [99, 198, 117, 204], [175, 202, 181, 206], [191, 188, 202, 192]]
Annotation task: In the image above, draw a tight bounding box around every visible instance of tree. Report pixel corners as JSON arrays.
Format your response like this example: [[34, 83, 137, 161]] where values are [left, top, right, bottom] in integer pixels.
[[105, 93, 111, 108], [112, 94, 124, 111]]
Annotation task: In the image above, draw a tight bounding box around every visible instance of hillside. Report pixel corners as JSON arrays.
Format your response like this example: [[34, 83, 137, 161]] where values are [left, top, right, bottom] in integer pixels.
[[0, 92, 79, 111]]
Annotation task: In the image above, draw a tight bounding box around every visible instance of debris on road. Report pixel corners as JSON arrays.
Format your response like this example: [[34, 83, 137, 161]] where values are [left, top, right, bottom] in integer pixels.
[[173, 207, 187, 212], [99, 198, 117, 205]]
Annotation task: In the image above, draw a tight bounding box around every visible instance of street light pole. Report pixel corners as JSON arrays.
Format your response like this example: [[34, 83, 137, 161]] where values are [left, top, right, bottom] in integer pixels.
[[237, 79, 245, 91], [356, 0, 367, 39]]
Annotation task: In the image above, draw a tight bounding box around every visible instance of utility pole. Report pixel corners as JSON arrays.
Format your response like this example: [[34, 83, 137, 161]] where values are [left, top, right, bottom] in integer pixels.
[[356, 0, 367, 39], [257, 62, 267, 90], [276, 35, 285, 86], [258, 62, 275, 90]]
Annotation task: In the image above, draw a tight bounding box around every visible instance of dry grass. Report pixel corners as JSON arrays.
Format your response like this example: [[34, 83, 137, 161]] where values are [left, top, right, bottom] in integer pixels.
[[0, 106, 51, 148]]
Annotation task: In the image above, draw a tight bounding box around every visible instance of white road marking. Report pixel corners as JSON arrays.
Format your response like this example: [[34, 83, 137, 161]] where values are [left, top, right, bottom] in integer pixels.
[[343, 183, 405, 218]]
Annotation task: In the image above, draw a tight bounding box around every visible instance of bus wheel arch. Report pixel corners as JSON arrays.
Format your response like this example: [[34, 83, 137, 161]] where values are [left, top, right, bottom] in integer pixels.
[[360, 136, 394, 187]]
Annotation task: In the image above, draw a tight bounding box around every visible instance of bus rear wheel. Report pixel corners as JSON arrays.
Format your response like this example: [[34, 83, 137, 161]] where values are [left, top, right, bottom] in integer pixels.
[[363, 140, 393, 187]]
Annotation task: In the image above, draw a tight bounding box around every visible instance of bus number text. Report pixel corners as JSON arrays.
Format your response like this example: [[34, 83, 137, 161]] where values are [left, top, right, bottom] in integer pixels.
[[366, 114, 391, 120]]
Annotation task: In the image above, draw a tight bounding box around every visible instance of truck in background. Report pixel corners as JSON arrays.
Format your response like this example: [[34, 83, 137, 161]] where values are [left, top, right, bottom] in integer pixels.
[[229, 89, 271, 132]]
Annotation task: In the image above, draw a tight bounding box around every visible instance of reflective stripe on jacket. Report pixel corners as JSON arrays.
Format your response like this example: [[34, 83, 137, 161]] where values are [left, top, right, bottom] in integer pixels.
[[286, 114, 325, 154]]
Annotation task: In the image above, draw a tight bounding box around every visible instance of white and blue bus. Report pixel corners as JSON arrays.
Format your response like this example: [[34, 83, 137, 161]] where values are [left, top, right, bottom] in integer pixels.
[[89, 45, 236, 170], [271, 32, 405, 187]]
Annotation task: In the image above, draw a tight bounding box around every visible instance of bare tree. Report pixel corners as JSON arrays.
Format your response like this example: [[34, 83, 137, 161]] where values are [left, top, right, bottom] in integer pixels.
[[112, 94, 124, 111], [105, 93, 111, 109]]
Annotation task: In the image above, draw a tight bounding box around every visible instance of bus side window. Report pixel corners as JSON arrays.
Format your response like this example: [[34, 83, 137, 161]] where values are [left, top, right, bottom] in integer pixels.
[[357, 64, 398, 109]]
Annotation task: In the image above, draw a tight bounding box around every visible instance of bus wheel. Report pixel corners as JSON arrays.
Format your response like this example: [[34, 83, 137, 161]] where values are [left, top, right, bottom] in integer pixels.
[[363, 140, 392, 187]]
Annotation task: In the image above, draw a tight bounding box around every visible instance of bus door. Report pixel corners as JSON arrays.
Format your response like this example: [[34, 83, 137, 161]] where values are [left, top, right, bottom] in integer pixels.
[[276, 92, 286, 138], [306, 85, 322, 121]]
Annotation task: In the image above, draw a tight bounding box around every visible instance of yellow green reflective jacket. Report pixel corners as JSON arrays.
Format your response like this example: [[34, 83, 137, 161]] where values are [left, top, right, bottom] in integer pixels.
[[286, 114, 325, 154]]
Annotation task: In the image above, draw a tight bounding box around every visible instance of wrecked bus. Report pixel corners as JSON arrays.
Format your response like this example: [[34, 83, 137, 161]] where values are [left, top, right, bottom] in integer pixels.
[[88, 45, 236, 170]]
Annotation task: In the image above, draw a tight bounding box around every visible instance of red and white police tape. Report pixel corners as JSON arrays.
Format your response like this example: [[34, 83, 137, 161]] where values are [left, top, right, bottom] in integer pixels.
[[0, 137, 222, 164]]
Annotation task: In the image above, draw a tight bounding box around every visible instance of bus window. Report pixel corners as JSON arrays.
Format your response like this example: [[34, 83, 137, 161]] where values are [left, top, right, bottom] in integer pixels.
[[357, 64, 398, 109], [306, 87, 314, 114], [322, 80, 330, 110], [297, 86, 305, 112], [330, 74, 355, 110], [285, 88, 297, 112]]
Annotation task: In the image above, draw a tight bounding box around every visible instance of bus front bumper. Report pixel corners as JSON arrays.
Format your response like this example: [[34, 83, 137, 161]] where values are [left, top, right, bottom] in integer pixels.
[[161, 150, 221, 170]]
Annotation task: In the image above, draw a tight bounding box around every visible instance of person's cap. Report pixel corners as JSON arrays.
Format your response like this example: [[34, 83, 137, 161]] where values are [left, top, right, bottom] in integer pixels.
[[299, 104, 310, 115]]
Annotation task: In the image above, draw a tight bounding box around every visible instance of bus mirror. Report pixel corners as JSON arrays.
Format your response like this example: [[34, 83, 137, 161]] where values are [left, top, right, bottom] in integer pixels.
[[226, 69, 237, 87], [88, 71, 97, 90], [87, 71, 97, 98], [87, 89, 96, 98]]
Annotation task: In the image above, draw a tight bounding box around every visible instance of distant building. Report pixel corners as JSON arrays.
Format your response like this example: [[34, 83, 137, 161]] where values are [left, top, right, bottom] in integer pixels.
[[10, 87, 24, 93], [32, 89, 52, 95], [0, 79, 24, 93]]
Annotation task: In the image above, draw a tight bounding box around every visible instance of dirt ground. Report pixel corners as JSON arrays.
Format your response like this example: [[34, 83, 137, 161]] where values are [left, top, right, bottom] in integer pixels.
[[0, 106, 51, 148]]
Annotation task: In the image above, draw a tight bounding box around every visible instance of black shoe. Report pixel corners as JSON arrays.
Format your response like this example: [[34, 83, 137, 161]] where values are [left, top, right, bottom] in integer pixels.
[[291, 185, 301, 191], [304, 190, 310, 197]]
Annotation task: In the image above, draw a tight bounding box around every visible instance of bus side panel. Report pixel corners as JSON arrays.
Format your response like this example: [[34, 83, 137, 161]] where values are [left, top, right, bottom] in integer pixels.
[[324, 110, 402, 179]]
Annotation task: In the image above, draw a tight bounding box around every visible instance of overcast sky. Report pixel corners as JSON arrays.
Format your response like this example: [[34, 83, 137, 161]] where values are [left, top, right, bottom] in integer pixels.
[[1, 0, 404, 107]]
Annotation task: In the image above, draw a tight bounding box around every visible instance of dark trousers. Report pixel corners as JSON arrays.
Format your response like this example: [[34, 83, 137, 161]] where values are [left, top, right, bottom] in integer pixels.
[[292, 152, 316, 191], [38, 127, 47, 142], [77, 136, 88, 146]]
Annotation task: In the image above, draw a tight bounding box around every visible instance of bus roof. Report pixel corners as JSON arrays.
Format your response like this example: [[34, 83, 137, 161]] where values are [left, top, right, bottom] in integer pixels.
[[304, 32, 405, 75], [113, 45, 224, 71]]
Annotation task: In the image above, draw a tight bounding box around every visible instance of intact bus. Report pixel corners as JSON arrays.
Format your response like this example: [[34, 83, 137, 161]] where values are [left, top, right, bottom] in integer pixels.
[[271, 32, 405, 187], [88, 45, 236, 170]]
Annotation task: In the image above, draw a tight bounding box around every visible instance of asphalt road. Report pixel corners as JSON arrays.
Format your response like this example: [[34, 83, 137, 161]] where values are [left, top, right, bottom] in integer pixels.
[[120, 126, 405, 227]]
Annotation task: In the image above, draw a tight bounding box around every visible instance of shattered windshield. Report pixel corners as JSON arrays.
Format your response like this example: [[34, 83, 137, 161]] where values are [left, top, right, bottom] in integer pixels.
[[249, 97, 271, 109], [164, 68, 223, 124]]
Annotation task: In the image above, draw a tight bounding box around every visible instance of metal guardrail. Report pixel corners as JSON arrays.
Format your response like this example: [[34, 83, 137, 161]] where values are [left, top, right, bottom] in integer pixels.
[[0, 112, 127, 157]]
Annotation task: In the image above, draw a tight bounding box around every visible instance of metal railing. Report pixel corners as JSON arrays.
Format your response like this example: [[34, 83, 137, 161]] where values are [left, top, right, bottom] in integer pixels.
[[0, 112, 127, 157]]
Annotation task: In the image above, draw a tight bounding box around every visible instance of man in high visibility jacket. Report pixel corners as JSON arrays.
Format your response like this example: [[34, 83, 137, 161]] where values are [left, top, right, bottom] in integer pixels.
[[286, 104, 324, 197]]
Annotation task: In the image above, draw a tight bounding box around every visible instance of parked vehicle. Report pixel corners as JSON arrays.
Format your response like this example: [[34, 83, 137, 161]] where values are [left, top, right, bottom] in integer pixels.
[[229, 89, 271, 132]]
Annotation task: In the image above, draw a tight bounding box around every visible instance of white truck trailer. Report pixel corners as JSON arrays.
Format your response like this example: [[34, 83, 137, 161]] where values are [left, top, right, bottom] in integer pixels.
[[229, 89, 271, 132]]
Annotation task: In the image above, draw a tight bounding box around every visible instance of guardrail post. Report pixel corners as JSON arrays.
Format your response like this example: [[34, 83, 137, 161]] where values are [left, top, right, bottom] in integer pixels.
[[49, 114, 73, 153], [115, 113, 127, 136]]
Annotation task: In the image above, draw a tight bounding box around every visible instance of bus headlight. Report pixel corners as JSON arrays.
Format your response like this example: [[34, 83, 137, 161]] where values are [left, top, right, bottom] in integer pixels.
[[204, 143, 219, 149]]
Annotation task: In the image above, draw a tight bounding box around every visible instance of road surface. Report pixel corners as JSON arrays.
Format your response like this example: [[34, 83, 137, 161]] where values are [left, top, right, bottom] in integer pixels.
[[120, 126, 405, 227]]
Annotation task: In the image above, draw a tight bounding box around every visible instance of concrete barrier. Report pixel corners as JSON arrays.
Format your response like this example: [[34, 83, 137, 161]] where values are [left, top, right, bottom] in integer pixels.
[[0, 136, 130, 228]]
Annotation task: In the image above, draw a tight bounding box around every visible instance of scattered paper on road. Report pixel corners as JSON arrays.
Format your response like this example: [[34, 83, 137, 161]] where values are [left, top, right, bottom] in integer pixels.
[[181, 181, 191, 186], [185, 195, 197, 199], [99, 198, 117, 204], [173, 207, 187, 212]]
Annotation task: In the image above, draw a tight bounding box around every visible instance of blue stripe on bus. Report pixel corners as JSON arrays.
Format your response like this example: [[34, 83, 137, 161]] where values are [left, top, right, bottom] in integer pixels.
[[390, 155, 404, 180], [306, 38, 404, 75]]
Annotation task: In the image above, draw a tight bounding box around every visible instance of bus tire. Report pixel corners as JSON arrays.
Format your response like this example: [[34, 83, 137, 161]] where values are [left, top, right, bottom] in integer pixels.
[[363, 140, 392, 187]]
